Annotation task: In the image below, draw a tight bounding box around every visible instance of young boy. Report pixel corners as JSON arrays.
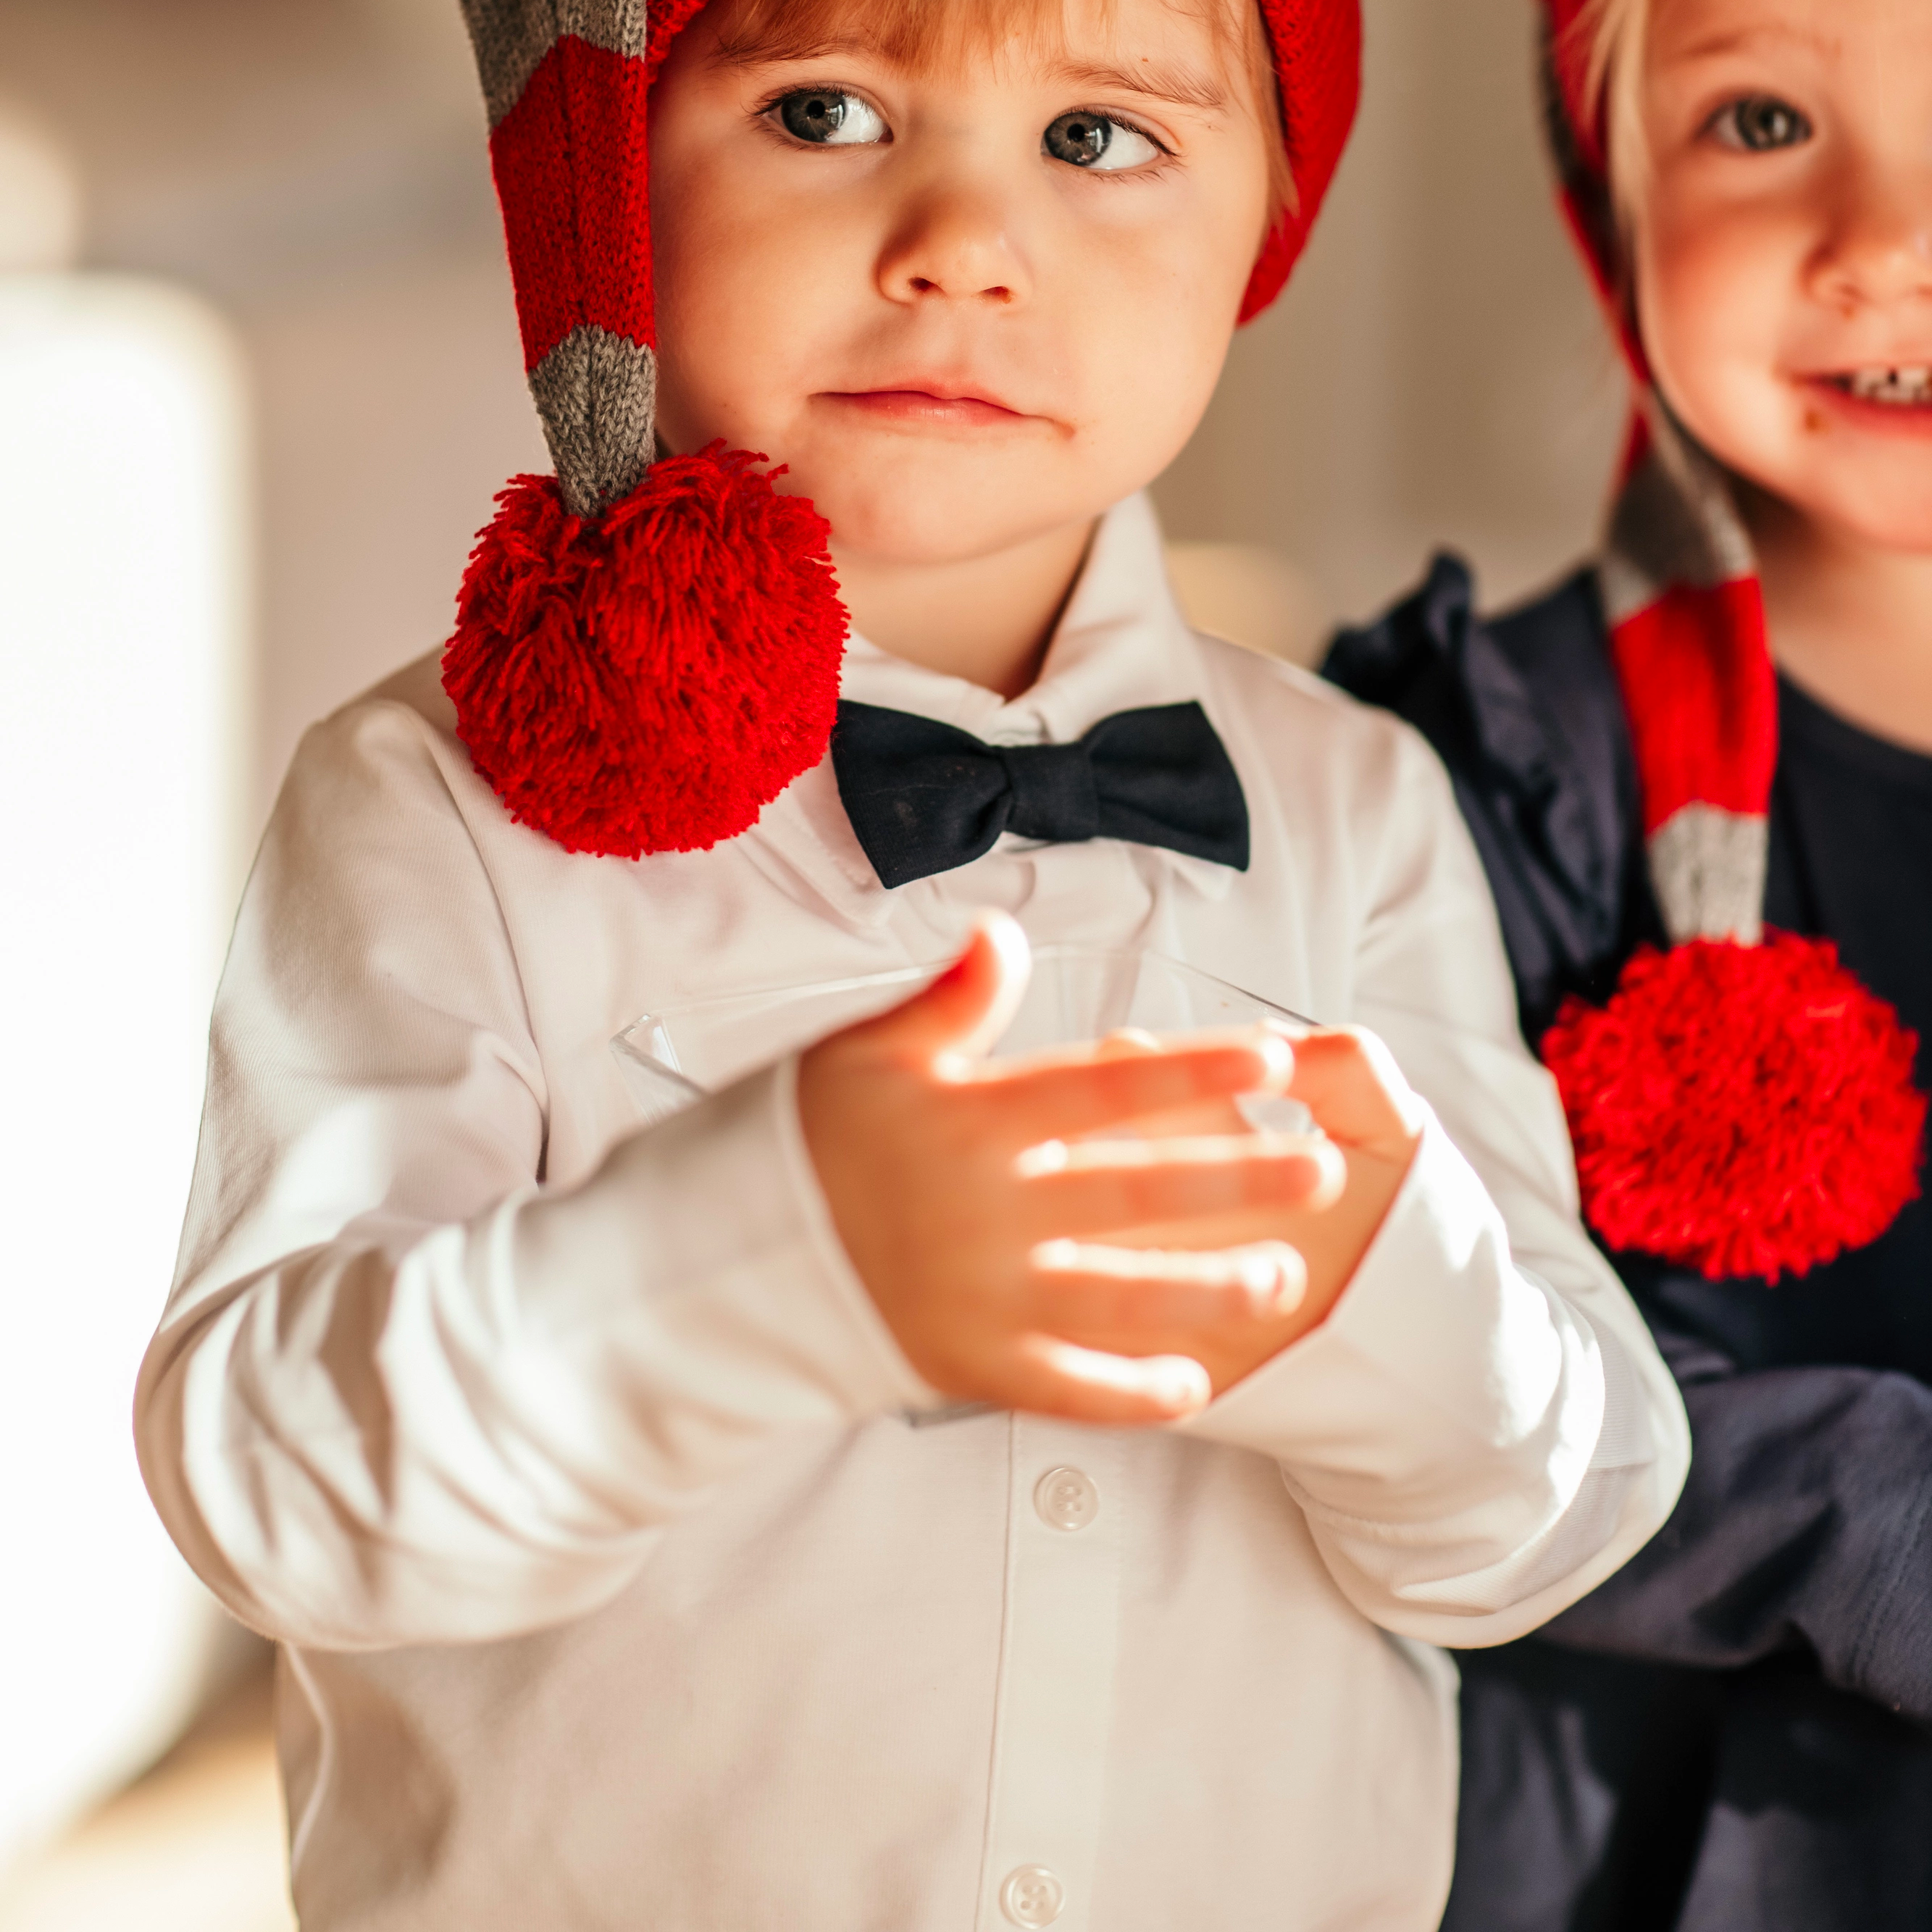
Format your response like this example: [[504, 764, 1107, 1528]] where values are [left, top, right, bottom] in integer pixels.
[[135, 1, 1688, 1925], [1329, 0, 1932, 1923]]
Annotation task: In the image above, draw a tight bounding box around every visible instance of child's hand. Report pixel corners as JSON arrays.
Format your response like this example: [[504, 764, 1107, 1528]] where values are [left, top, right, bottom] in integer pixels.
[[796, 917, 1348, 1424], [1050, 1029, 1425, 1394]]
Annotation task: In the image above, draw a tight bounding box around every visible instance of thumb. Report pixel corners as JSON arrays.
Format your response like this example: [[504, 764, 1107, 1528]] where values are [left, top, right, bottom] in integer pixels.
[[859, 913, 1033, 1071]]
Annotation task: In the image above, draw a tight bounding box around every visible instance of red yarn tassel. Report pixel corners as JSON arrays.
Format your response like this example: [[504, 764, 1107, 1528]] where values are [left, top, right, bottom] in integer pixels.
[[443, 445, 848, 858], [1542, 934, 1926, 1281]]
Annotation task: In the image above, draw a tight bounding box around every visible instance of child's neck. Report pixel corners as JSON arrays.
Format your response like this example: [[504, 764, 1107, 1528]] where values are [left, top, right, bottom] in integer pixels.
[[833, 517, 1096, 702], [1746, 490, 1932, 757]]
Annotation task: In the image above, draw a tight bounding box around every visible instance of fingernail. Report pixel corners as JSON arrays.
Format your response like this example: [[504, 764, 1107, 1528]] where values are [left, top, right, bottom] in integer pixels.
[[1237, 1252, 1278, 1297], [1251, 1029, 1295, 1089], [1015, 1139, 1070, 1178], [1151, 1359, 1210, 1412]]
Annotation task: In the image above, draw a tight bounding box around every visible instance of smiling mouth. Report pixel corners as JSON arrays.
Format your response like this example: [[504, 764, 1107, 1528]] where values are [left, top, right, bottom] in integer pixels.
[[1820, 367, 1932, 408]]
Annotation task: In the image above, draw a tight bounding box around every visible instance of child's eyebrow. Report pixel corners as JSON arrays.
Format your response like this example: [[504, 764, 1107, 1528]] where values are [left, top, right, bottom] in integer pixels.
[[1050, 59, 1231, 113], [711, 35, 1229, 114]]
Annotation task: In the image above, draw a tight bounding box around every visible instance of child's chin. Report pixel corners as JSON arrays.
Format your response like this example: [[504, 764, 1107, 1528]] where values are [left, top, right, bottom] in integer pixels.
[[816, 472, 1105, 567]]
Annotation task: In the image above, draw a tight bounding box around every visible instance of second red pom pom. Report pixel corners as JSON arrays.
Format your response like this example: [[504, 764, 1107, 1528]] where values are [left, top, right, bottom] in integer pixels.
[[1541, 934, 1926, 1282]]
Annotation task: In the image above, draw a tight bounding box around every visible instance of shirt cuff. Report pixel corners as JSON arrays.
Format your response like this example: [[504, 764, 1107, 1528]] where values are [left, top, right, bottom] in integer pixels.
[[1181, 1113, 1605, 1518], [512, 1055, 934, 1450]]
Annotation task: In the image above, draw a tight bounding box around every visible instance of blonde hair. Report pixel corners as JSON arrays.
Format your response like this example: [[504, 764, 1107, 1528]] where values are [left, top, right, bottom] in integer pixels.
[[1572, 0, 1652, 241], [710, 0, 1294, 214]]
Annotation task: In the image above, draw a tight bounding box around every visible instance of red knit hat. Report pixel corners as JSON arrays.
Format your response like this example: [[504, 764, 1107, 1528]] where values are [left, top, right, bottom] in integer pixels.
[[445, 0, 1361, 861], [1534, 0, 1924, 1281]]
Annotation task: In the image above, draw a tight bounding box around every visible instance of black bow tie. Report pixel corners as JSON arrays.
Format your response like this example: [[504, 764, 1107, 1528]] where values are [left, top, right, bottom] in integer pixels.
[[831, 699, 1250, 890]]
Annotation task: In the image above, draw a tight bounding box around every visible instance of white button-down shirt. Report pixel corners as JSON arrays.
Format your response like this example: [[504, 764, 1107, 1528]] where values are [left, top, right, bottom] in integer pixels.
[[137, 495, 1688, 1931]]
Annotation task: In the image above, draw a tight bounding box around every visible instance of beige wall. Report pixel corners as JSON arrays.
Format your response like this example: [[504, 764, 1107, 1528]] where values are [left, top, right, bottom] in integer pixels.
[[1, 0, 1628, 835]]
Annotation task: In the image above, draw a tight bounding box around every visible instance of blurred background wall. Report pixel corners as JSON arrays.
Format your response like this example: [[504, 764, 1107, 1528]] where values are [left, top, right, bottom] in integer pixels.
[[0, 0, 1628, 1917]]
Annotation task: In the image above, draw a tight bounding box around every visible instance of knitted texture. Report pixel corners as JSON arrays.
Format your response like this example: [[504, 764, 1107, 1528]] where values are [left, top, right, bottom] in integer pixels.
[[443, 446, 847, 857], [1532, 0, 1926, 1275], [1543, 937, 1926, 1283], [1609, 577, 1778, 836]]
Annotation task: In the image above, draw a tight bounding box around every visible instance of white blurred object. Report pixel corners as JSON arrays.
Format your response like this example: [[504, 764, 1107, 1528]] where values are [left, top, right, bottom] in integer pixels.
[[1163, 540, 1331, 669], [0, 1681, 293, 1932], [0, 249, 253, 1871], [0, 109, 80, 272]]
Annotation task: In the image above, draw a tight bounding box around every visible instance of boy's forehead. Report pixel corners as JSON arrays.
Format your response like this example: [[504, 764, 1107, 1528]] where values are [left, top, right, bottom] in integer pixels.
[[706, 0, 1258, 86]]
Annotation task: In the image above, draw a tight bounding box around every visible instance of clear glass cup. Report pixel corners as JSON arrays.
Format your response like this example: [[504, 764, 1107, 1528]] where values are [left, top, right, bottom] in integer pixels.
[[610, 944, 1313, 1130], [608, 944, 1317, 1426]]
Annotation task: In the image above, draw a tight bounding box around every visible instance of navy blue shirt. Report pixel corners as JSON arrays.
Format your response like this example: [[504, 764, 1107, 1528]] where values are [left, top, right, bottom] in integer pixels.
[[1718, 677, 1932, 1373]]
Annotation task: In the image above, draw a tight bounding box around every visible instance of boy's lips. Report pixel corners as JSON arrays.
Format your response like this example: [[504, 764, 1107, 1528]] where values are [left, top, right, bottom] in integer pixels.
[[818, 387, 1038, 429]]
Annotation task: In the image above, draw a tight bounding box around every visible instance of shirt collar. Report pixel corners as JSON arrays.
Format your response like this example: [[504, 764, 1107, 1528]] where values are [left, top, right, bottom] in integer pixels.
[[748, 492, 1234, 924], [835, 493, 1204, 742]]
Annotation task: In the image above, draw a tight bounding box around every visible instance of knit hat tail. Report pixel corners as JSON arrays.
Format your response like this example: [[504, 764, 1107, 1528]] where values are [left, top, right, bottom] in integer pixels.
[[1534, 0, 1925, 1282], [446, 0, 848, 859]]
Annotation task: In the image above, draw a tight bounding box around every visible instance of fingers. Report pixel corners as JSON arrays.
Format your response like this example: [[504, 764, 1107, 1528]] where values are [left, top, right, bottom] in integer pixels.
[[978, 1032, 1294, 1145], [1287, 1029, 1427, 1153], [1029, 1239, 1307, 1329], [998, 1334, 1212, 1426], [848, 913, 1033, 1069], [1015, 1133, 1347, 1238]]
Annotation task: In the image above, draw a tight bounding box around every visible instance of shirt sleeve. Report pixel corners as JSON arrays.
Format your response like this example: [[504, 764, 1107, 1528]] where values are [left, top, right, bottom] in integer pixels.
[[135, 701, 927, 1654], [1185, 716, 1691, 1648], [1542, 1348, 1932, 1726]]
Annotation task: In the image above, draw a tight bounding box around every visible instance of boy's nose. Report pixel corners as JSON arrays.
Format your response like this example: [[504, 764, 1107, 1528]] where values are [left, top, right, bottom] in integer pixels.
[[877, 183, 1029, 308]]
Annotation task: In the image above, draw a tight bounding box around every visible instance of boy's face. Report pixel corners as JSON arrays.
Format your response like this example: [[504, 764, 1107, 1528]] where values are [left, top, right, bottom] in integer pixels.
[[1632, 0, 1932, 552], [648, 0, 1276, 576]]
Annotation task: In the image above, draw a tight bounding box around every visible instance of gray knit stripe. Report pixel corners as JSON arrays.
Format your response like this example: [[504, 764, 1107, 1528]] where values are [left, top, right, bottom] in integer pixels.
[[1647, 803, 1767, 945], [459, 0, 650, 129], [1599, 409, 1757, 626], [529, 326, 659, 518]]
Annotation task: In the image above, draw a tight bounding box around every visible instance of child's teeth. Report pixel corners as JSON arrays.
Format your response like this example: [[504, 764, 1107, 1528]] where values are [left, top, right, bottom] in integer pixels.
[[1849, 367, 1932, 403]]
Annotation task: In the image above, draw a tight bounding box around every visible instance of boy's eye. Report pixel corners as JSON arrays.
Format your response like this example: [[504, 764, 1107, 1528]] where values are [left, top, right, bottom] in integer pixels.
[[1043, 111, 1163, 172], [1710, 94, 1813, 152], [771, 88, 887, 146]]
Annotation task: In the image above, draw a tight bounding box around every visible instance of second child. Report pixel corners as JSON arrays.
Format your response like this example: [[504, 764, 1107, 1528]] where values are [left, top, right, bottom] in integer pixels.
[[1331, 0, 1932, 1923]]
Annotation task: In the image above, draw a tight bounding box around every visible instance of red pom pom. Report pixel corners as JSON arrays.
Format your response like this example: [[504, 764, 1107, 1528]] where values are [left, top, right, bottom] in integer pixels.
[[443, 444, 848, 858], [1542, 935, 1926, 1281]]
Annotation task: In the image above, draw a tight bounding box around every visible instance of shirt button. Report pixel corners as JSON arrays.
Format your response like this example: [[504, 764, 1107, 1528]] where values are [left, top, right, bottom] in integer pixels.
[[1000, 1864, 1066, 1927], [1034, 1466, 1100, 1532]]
